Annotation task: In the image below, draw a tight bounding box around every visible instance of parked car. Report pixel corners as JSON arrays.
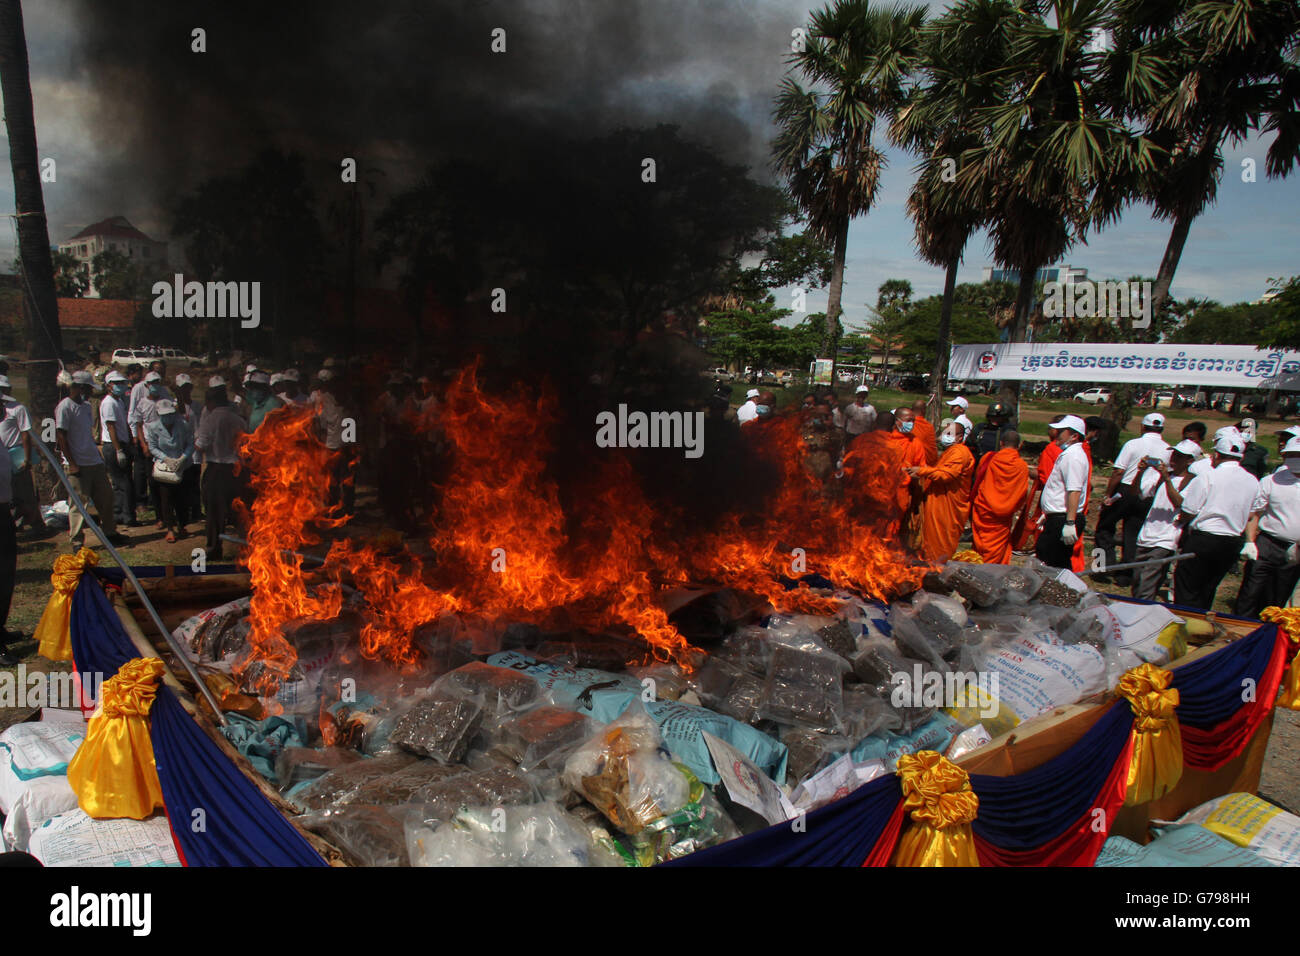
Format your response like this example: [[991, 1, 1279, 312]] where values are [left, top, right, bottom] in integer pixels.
[[705, 367, 735, 382], [1074, 387, 1112, 404], [112, 346, 206, 368]]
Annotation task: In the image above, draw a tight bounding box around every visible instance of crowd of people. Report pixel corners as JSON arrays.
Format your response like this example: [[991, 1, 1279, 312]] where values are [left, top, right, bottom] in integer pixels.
[[729, 382, 1300, 615]]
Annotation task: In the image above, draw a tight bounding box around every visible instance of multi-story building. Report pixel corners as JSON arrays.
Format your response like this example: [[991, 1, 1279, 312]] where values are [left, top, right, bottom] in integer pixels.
[[981, 263, 1089, 286], [57, 216, 167, 297]]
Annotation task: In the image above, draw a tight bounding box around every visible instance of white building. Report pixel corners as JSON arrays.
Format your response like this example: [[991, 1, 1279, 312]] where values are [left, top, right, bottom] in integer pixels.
[[57, 216, 167, 297]]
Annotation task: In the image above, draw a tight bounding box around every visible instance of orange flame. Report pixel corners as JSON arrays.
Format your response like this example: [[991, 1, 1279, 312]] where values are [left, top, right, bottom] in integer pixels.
[[234, 366, 926, 698]]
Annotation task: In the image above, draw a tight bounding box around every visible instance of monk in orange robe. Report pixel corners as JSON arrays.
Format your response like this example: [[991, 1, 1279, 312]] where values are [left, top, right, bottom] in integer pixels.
[[907, 424, 974, 562], [971, 430, 1031, 564], [910, 398, 939, 465]]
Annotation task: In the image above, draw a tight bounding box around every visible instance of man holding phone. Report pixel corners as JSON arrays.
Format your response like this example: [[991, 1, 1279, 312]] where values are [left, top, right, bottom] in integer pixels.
[[1094, 412, 1170, 583]]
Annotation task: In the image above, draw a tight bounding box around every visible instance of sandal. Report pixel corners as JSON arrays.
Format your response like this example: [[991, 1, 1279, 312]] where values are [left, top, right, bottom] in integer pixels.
[[165, 531, 176, 543]]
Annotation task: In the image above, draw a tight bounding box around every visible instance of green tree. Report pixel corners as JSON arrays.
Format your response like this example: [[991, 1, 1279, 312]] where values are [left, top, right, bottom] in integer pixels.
[[52, 250, 88, 297], [863, 278, 913, 377], [941, 0, 1159, 408], [897, 281, 1004, 374], [90, 247, 145, 299], [773, 0, 928, 368]]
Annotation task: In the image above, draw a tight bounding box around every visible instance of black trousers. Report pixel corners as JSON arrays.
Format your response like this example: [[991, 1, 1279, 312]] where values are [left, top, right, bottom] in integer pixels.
[[1174, 529, 1245, 611], [1035, 512, 1083, 570], [132, 440, 151, 512], [203, 463, 238, 555], [102, 441, 136, 524], [1094, 489, 1152, 574], [0, 503, 15, 635], [1234, 533, 1300, 619]]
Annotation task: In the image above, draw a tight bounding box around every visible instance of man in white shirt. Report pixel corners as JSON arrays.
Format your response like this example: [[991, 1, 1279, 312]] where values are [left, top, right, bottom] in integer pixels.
[[1234, 436, 1300, 617], [99, 370, 136, 527], [56, 371, 126, 549], [736, 388, 760, 425], [1035, 414, 1090, 569], [195, 377, 247, 559], [1130, 439, 1198, 601], [1188, 425, 1241, 479], [842, 385, 877, 437], [1173, 432, 1261, 611], [1095, 412, 1170, 582], [0, 375, 44, 533], [946, 396, 974, 436]]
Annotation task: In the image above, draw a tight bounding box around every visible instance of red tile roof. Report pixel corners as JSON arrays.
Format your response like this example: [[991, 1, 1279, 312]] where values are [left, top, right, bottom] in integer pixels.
[[67, 216, 157, 243], [56, 297, 138, 330]]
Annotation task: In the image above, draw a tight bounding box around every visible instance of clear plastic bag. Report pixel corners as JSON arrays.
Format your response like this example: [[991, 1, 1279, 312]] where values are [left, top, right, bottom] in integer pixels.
[[781, 728, 854, 785], [757, 643, 848, 731], [344, 760, 469, 806], [432, 661, 543, 716], [562, 705, 693, 835], [298, 804, 410, 867], [274, 746, 365, 792], [490, 706, 591, 771], [404, 801, 622, 867], [390, 697, 484, 763], [289, 752, 420, 811]]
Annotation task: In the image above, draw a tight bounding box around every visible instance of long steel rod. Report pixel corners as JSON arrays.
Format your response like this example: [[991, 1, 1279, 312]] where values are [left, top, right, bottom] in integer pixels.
[[31, 437, 228, 725], [1075, 552, 1193, 577]]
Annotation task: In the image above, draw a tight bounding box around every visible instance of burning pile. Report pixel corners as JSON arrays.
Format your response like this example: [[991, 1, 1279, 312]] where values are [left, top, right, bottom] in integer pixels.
[[232, 364, 926, 698]]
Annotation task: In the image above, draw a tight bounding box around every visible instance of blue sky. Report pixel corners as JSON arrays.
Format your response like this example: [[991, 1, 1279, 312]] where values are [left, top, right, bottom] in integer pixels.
[[0, 0, 1294, 331]]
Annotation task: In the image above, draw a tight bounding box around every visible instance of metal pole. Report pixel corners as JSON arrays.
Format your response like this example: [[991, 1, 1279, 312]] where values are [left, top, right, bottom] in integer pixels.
[[31, 437, 228, 725], [1075, 552, 1192, 577]]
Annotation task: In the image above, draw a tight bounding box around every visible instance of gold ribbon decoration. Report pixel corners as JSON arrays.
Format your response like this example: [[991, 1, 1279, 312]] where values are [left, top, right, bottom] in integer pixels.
[[951, 550, 984, 564], [66, 657, 167, 819], [1118, 662, 1182, 806], [35, 548, 100, 661], [890, 750, 980, 867], [1260, 606, 1300, 710]]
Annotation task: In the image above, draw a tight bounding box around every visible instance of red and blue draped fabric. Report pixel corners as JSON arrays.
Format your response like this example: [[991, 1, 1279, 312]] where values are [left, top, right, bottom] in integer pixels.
[[1170, 621, 1286, 771], [663, 772, 904, 867], [70, 569, 327, 867], [970, 702, 1135, 866]]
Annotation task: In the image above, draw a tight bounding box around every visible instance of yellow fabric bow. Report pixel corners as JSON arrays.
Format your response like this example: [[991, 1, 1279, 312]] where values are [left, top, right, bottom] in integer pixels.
[[66, 657, 167, 820], [1260, 606, 1300, 710], [1118, 663, 1182, 805], [891, 750, 980, 867], [35, 548, 100, 662]]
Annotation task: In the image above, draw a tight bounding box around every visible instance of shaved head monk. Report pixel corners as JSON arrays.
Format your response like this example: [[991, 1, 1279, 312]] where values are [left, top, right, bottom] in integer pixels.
[[906, 420, 973, 561], [971, 430, 1032, 563], [910, 398, 938, 465]]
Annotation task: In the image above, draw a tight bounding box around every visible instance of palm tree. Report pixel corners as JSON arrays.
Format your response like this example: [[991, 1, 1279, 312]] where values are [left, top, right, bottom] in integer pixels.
[[773, 0, 928, 371], [939, 0, 1160, 407], [0, 0, 62, 499], [1100, 0, 1300, 319], [891, 6, 995, 422]]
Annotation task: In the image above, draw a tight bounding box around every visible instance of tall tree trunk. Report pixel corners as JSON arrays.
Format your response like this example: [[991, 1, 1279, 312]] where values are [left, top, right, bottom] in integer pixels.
[[821, 216, 850, 377], [997, 264, 1038, 409], [0, 0, 61, 500], [928, 258, 958, 427], [1150, 208, 1193, 321]]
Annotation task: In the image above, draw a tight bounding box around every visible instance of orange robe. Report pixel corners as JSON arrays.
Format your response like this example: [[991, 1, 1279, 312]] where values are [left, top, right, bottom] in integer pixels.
[[912, 417, 938, 465], [915, 443, 974, 562], [971, 446, 1031, 564]]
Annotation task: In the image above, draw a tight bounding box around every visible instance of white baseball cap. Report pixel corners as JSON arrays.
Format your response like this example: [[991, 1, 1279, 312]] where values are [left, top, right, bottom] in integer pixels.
[[0, 375, 9, 389], [247, 371, 271, 386], [155, 399, 177, 416], [269, 373, 286, 386], [71, 370, 94, 386], [1214, 434, 1244, 457], [144, 371, 162, 383], [245, 363, 260, 374], [1283, 437, 1300, 455], [56, 370, 72, 386], [316, 368, 335, 382], [1280, 425, 1300, 441], [855, 385, 870, 394], [746, 388, 759, 399], [174, 373, 192, 387], [105, 370, 126, 384], [1141, 412, 1165, 428], [1173, 439, 1201, 457], [947, 396, 969, 409], [208, 375, 227, 389], [1056, 414, 1087, 436]]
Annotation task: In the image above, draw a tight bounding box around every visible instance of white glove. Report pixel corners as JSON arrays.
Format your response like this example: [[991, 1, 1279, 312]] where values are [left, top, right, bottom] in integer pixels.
[[1287, 543, 1300, 567], [115, 449, 127, 468], [1061, 523, 1079, 545], [1240, 540, 1259, 561]]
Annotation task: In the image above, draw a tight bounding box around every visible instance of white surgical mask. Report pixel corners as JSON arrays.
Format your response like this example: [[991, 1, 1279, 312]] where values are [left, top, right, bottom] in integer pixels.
[[939, 433, 956, 449]]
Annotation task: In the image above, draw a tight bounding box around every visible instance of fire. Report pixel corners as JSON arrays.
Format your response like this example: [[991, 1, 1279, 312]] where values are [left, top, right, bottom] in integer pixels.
[[233, 365, 926, 699]]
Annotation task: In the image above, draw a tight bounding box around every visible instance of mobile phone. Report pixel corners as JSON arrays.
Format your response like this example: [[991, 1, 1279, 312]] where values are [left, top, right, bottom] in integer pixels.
[[1145, 456, 1163, 467]]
